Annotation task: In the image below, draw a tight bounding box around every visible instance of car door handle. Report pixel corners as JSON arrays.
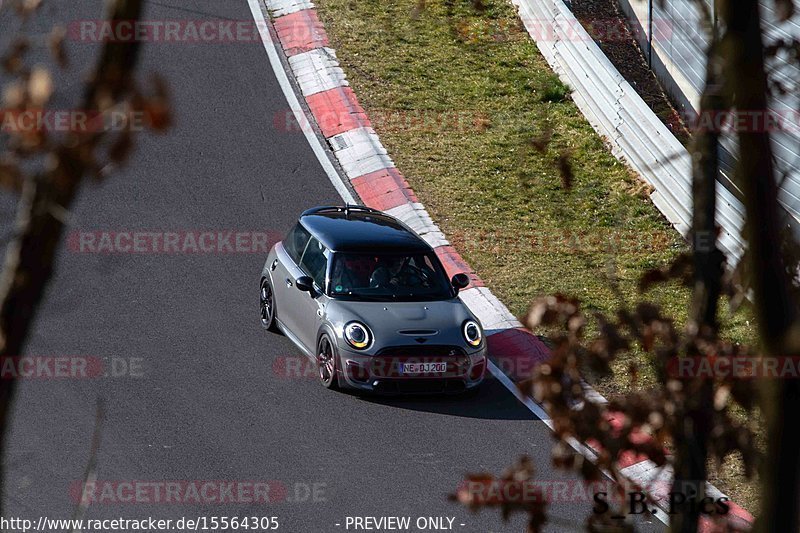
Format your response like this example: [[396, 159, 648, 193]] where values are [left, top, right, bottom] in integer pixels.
[[285, 278, 293, 287]]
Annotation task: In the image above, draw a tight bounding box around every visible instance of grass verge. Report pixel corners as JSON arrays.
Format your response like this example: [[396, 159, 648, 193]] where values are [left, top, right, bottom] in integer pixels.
[[313, 0, 759, 512]]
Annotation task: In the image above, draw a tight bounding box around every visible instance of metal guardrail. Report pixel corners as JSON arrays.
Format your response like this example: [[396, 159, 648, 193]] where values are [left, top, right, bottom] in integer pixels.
[[511, 0, 746, 263], [618, 0, 800, 233]]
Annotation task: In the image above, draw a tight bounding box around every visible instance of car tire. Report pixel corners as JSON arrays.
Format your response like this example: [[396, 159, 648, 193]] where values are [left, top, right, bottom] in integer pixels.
[[316, 335, 340, 390], [260, 278, 278, 332]]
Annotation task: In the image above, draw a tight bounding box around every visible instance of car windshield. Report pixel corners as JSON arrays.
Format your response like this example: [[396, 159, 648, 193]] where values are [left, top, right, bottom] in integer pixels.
[[329, 252, 453, 301]]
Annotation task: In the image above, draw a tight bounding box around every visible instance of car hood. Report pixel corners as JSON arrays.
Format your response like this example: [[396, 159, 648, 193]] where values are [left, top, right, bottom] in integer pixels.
[[327, 297, 477, 344]]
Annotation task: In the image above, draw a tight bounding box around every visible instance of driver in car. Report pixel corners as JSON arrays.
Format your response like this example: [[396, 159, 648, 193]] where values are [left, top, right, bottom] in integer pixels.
[[369, 257, 429, 288]]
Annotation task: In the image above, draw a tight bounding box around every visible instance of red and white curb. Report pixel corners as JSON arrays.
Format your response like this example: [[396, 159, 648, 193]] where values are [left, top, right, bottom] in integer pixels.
[[247, 0, 753, 528]]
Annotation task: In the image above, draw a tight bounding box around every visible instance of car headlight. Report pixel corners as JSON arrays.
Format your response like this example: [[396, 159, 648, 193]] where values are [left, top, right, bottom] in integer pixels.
[[344, 321, 371, 350], [463, 320, 482, 347]]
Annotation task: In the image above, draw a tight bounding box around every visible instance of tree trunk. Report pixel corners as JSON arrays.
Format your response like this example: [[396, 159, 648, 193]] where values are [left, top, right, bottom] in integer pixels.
[[718, 0, 800, 530], [671, 31, 725, 533]]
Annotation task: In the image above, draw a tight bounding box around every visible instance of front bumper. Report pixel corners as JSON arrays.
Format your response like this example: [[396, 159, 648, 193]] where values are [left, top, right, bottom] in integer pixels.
[[337, 344, 487, 395]]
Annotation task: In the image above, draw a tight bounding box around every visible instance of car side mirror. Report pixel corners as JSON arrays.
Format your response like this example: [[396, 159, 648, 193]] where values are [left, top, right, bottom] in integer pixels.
[[451, 273, 470, 291], [295, 276, 314, 293]]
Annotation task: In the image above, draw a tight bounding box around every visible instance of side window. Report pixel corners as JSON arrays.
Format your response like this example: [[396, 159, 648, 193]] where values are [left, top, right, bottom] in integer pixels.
[[283, 223, 311, 264], [299, 237, 328, 289]]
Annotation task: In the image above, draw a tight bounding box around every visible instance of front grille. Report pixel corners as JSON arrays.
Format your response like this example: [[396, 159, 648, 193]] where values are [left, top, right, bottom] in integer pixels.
[[371, 345, 468, 378], [377, 345, 465, 357]]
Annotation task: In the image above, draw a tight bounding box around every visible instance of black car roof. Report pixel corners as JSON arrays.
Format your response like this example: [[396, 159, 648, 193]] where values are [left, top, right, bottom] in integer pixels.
[[299, 206, 432, 253]]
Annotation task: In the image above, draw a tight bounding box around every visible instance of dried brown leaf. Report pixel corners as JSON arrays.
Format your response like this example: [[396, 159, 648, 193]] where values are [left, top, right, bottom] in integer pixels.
[[108, 129, 133, 165], [28, 67, 53, 107], [1, 38, 29, 74], [557, 153, 573, 190], [529, 128, 552, 153], [0, 158, 23, 192], [775, 0, 794, 21], [3, 81, 25, 108], [49, 26, 69, 69]]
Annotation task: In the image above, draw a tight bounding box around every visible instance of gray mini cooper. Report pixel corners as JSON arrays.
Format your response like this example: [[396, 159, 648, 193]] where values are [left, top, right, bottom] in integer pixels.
[[259, 205, 486, 394]]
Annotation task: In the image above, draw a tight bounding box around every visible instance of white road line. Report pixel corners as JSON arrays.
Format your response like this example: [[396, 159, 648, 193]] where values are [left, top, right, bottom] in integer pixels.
[[246, 0, 356, 204], [487, 360, 552, 425]]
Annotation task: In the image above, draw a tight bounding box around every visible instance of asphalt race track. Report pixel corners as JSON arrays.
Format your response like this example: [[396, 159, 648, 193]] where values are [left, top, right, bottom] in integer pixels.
[[0, 1, 664, 531]]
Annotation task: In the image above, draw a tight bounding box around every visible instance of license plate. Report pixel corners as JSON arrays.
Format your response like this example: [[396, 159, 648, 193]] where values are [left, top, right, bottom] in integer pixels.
[[399, 362, 447, 374]]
